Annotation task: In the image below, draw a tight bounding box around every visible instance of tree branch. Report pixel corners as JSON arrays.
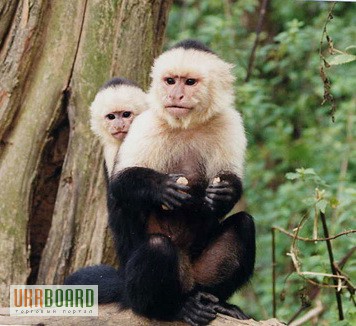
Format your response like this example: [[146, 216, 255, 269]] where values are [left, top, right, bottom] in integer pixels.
[[245, 0, 269, 82], [272, 226, 356, 242], [320, 211, 344, 320]]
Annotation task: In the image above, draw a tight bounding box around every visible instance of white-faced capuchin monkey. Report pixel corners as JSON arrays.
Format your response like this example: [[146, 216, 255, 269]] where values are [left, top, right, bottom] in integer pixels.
[[65, 77, 147, 303], [111, 40, 255, 324], [90, 77, 147, 176], [65, 40, 255, 326]]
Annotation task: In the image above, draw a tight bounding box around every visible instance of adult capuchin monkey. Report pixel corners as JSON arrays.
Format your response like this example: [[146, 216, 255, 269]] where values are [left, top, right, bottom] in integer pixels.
[[66, 40, 255, 326], [109, 40, 256, 325]]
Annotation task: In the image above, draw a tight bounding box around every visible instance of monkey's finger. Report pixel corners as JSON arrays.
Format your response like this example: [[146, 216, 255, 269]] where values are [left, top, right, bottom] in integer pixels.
[[161, 200, 174, 210], [207, 181, 230, 188], [189, 310, 215, 324], [206, 193, 233, 202], [206, 187, 234, 195], [183, 303, 215, 324], [162, 194, 182, 208], [188, 299, 216, 315], [166, 187, 191, 201], [168, 173, 186, 179], [212, 303, 249, 320], [182, 315, 200, 326], [197, 291, 219, 304], [204, 196, 216, 206], [190, 304, 216, 319], [166, 181, 190, 192]]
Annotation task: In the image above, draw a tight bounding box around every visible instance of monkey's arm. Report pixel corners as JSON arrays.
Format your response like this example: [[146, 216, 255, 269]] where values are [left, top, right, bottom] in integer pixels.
[[108, 167, 191, 264], [204, 172, 243, 219], [110, 167, 191, 210]]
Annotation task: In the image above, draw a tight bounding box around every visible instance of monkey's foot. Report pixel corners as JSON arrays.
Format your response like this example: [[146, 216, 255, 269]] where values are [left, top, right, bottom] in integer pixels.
[[178, 291, 219, 326], [210, 301, 250, 320]]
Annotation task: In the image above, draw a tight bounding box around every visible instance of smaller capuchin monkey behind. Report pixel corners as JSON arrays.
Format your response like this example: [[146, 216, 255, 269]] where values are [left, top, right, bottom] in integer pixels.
[[90, 77, 148, 176]]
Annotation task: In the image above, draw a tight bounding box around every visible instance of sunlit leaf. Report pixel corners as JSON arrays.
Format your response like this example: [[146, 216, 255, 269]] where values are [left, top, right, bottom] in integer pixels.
[[316, 199, 328, 213], [286, 172, 300, 180], [328, 54, 356, 66]]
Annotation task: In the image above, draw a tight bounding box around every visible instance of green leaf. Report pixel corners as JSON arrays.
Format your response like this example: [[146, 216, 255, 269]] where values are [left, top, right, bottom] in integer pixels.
[[328, 54, 356, 66], [286, 172, 300, 180], [316, 199, 328, 213], [329, 197, 340, 208], [296, 167, 316, 175], [345, 45, 356, 54], [303, 168, 316, 175], [303, 197, 315, 206]]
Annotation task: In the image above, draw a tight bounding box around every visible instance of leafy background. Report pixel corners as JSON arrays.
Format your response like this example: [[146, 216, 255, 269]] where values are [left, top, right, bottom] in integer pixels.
[[166, 1, 355, 324]]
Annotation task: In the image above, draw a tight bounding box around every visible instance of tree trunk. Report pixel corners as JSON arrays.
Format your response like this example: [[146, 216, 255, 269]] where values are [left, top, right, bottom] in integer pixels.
[[0, 0, 172, 306]]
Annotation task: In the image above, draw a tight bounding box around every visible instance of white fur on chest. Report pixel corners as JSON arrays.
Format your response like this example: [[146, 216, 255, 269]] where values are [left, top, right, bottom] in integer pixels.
[[116, 109, 246, 179]]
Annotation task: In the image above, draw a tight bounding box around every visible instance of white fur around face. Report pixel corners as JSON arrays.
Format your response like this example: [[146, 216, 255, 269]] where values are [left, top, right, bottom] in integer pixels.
[[90, 85, 147, 145], [90, 85, 147, 175], [148, 48, 236, 129]]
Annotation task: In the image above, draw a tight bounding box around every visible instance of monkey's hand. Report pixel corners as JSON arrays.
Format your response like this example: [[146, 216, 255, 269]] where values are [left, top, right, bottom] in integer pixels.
[[177, 291, 218, 326], [204, 174, 242, 217], [159, 174, 191, 210]]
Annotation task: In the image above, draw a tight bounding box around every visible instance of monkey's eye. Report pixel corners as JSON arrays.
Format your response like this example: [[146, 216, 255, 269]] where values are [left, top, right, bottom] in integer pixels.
[[122, 111, 132, 118], [165, 77, 176, 85], [106, 114, 116, 120], [185, 78, 197, 86]]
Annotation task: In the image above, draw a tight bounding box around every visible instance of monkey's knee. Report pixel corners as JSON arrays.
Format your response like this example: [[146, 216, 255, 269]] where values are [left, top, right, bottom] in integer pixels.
[[223, 212, 255, 236], [147, 234, 176, 257], [147, 233, 172, 248]]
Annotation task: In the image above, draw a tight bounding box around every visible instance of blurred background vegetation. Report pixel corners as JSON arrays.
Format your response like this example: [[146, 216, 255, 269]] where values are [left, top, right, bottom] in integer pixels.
[[166, 1, 355, 324]]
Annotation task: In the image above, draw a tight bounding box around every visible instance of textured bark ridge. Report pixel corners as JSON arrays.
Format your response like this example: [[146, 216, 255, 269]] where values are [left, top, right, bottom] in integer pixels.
[[0, 305, 284, 326], [0, 0, 172, 306]]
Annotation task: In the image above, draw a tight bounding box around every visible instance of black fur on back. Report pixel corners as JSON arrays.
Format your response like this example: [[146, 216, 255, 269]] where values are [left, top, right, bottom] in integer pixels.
[[170, 39, 214, 54], [101, 77, 139, 90]]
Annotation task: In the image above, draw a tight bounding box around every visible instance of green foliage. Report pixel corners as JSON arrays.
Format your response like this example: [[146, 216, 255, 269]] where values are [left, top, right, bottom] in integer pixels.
[[167, 1, 356, 324]]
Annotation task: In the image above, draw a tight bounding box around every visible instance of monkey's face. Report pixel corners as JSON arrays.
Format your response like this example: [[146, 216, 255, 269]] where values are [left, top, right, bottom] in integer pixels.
[[90, 85, 147, 144], [162, 76, 202, 118], [149, 47, 235, 129], [152, 72, 211, 129], [104, 110, 134, 141]]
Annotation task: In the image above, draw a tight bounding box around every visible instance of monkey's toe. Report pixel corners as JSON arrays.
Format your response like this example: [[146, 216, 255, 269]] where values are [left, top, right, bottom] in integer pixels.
[[178, 292, 218, 325], [211, 301, 250, 320]]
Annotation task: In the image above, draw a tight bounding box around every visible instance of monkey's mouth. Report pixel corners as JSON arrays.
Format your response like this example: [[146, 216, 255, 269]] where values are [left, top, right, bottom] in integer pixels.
[[111, 131, 127, 140], [165, 105, 192, 117]]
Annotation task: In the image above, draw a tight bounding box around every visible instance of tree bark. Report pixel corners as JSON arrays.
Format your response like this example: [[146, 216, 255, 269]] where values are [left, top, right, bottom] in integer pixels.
[[0, 305, 285, 326], [0, 0, 172, 306]]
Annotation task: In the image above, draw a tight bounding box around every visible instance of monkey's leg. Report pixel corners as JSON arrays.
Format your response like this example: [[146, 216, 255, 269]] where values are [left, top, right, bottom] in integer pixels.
[[125, 234, 217, 325], [124, 234, 184, 320], [192, 212, 256, 319]]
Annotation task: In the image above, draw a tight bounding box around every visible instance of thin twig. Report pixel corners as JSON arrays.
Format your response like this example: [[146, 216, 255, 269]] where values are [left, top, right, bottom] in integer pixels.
[[287, 251, 350, 290], [333, 262, 356, 295], [272, 228, 277, 318], [272, 226, 356, 242], [338, 246, 356, 269], [289, 300, 324, 326], [318, 2, 337, 121], [245, 0, 269, 82], [320, 211, 344, 320], [287, 304, 311, 325]]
